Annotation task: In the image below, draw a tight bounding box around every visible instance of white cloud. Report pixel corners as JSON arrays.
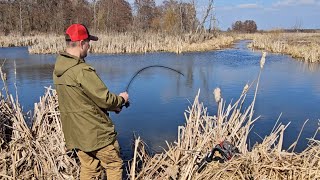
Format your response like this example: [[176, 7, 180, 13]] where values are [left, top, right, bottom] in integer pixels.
[[299, 0, 318, 4], [268, 7, 280, 11], [237, 3, 259, 9], [216, 3, 260, 11], [126, 0, 163, 6], [273, 0, 320, 7]]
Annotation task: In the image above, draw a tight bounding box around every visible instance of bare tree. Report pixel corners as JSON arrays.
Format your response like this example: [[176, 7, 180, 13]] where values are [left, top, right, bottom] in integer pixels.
[[196, 0, 214, 33], [160, 0, 196, 34], [292, 18, 303, 32], [162, 0, 179, 33], [190, 0, 196, 33], [92, 0, 98, 32], [243, 20, 257, 33], [179, 0, 183, 32], [209, 12, 218, 32], [19, 1, 23, 35], [134, 0, 156, 31], [232, 21, 242, 32], [96, 0, 132, 32]]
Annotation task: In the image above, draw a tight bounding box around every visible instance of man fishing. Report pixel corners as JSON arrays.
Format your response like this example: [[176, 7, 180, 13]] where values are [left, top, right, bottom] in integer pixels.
[[53, 23, 129, 179]]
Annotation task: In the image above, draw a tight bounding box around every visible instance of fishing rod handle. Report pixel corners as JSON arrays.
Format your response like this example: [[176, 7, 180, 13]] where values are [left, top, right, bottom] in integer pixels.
[[115, 101, 130, 114]]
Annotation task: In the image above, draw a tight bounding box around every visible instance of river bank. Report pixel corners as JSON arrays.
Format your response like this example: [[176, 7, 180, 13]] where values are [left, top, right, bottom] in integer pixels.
[[247, 32, 320, 62], [1, 32, 319, 63], [0, 32, 235, 54]]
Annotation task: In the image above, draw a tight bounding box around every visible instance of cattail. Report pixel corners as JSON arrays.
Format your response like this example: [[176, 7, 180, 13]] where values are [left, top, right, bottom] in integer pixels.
[[242, 84, 249, 95], [214, 88, 221, 103], [260, 51, 267, 69], [3, 72, 6, 81]]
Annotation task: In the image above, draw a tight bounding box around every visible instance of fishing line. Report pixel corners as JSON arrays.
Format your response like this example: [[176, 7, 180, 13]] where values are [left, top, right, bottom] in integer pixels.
[[120, 65, 184, 110], [125, 65, 184, 93]]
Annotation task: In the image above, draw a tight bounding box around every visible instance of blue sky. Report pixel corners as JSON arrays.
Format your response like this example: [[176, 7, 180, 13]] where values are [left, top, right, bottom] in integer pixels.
[[127, 0, 320, 30]]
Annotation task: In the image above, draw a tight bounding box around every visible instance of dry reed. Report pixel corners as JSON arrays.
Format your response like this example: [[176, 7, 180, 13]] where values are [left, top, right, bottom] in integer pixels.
[[0, 65, 79, 179], [0, 32, 235, 54], [248, 33, 320, 62], [127, 52, 320, 179]]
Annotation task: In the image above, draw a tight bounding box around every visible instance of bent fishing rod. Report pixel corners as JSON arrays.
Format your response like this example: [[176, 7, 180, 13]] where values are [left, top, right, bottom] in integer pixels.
[[125, 65, 184, 93], [119, 65, 184, 110]]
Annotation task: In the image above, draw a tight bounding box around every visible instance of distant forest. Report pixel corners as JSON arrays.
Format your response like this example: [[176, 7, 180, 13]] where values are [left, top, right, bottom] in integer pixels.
[[0, 0, 207, 35]]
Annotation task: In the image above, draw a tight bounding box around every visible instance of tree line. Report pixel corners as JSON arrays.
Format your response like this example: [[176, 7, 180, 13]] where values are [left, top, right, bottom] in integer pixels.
[[0, 0, 203, 35], [229, 20, 257, 33]]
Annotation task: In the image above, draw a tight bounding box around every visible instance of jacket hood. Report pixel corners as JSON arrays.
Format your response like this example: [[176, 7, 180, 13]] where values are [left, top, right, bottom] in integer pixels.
[[54, 52, 84, 77]]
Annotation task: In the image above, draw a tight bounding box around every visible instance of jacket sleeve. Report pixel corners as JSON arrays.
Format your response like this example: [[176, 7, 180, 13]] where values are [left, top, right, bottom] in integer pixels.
[[77, 66, 123, 109]]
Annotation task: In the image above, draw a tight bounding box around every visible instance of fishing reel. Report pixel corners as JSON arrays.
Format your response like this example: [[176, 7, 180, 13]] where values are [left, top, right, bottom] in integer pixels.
[[196, 148, 226, 173], [115, 101, 130, 114], [196, 141, 240, 173], [123, 101, 130, 108]]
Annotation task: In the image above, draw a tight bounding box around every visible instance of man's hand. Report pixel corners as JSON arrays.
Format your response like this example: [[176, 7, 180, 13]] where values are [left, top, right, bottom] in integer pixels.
[[119, 92, 129, 103]]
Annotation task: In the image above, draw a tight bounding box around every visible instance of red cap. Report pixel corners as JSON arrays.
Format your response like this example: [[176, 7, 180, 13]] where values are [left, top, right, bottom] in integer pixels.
[[65, 24, 98, 41]]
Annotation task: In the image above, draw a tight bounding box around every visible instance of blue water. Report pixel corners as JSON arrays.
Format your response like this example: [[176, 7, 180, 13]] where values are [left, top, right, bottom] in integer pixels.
[[0, 41, 319, 161]]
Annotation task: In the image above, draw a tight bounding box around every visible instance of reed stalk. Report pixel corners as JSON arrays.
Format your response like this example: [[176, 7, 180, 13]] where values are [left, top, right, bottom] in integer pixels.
[[0, 33, 235, 54], [0, 65, 79, 179]]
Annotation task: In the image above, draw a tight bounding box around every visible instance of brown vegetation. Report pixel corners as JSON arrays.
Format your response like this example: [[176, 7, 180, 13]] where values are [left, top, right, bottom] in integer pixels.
[[0, 0, 129, 35], [248, 33, 320, 62], [0, 0, 204, 35], [0, 33, 235, 54], [0, 66, 79, 179], [128, 91, 319, 179]]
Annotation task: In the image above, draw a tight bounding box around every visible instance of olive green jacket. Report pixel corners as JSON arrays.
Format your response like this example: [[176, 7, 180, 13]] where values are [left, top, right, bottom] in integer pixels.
[[53, 52, 124, 152]]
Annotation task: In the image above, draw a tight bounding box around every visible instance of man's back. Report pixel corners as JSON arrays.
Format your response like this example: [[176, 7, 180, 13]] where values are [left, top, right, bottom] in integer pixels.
[[53, 52, 118, 152]]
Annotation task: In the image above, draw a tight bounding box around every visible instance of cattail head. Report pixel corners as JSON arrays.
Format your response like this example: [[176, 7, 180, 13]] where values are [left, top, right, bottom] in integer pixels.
[[260, 51, 267, 69], [214, 88, 221, 103], [242, 83, 249, 95], [3, 72, 7, 81]]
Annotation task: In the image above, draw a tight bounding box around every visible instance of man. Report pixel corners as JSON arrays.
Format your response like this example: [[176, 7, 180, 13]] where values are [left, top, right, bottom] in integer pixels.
[[53, 23, 129, 179]]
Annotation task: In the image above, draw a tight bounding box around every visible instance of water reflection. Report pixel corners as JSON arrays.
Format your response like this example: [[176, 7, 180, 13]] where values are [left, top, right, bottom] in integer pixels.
[[0, 42, 319, 159], [301, 61, 320, 72]]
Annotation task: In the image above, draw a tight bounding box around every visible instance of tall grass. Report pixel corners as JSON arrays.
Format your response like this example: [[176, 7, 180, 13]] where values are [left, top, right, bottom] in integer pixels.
[[0, 35, 38, 47], [2, 32, 319, 62], [0, 33, 235, 54], [248, 33, 320, 62], [0, 65, 79, 179]]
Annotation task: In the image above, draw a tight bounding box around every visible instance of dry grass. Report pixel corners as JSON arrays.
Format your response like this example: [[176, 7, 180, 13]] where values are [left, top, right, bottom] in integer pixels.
[[2, 32, 319, 62], [127, 52, 320, 179], [0, 65, 79, 179], [0, 33, 235, 54], [248, 33, 320, 62], [0, 35, 38, 47]]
